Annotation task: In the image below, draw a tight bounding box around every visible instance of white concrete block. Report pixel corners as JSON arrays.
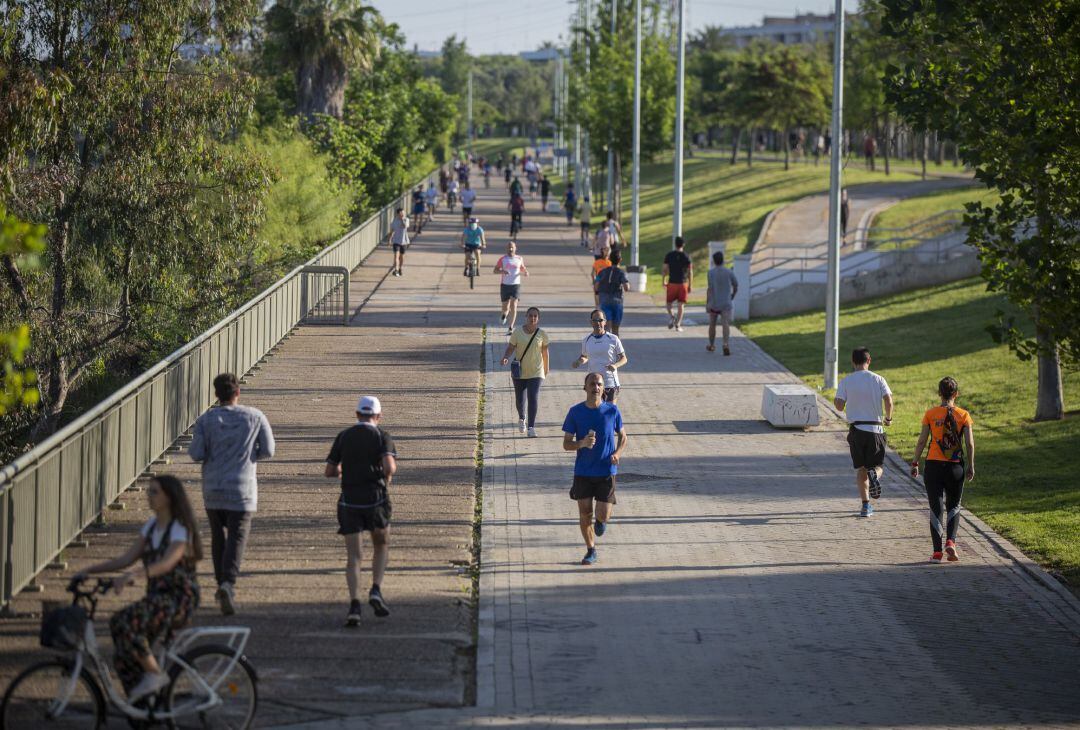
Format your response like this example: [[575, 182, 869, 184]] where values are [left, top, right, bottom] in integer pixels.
[[761, 384, 820, 428], [546, 202, 562, 213]]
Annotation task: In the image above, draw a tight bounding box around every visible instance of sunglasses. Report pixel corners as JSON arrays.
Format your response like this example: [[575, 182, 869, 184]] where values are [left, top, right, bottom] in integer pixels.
[[591, 319, 605, 323]]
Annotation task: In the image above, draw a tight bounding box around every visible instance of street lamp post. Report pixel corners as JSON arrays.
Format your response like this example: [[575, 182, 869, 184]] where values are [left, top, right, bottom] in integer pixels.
[[672, 0, 686, 247], [606, 0, 617, 210], [628, 0, 645, 290], [823, 0, 845, 389]]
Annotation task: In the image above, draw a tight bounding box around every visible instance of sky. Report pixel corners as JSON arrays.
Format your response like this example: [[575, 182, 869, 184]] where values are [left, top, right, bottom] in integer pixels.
[[368, 0, 839, 56]]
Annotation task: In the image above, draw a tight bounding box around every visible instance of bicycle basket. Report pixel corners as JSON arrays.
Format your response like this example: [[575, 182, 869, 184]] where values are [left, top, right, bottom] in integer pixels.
[[40, 604, 87, 650]]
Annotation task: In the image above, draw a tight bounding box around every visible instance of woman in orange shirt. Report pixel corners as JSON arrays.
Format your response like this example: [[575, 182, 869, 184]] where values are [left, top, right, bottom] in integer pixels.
[[591, 246, 612, 307], [909, 377, 976, 562]]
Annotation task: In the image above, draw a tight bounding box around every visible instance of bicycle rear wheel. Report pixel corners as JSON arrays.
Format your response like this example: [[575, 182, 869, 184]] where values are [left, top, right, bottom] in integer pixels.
[[165, 645, 257, 730], [0, 659, 105, 729]]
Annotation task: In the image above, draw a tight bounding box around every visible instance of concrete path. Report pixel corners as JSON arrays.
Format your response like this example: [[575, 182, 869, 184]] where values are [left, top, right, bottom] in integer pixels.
[[284, 185, 1080, 727], [759, 178, 975, 252], [4, 178, 1080, 729]]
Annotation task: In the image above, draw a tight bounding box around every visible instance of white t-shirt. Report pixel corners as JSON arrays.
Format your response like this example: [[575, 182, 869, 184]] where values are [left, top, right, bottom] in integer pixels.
[[498, 255, 524, 285], [389, 218, 409, 245], [835, 369, 892, 433], [425, 187, 438, 203], [140, 518, 189, 550], [460, 189, 477, 207], [581, 332, 625, 388], [448, 180, 460, 193]]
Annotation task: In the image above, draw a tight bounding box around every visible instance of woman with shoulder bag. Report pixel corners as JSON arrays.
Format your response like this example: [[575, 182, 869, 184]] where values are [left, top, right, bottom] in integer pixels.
[[909, 377, 976, 563], [500, 306, 550, 437]]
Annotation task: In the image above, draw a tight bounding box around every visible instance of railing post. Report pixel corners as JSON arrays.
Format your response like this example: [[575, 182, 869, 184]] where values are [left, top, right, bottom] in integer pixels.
[[733, 255, 752, 322]]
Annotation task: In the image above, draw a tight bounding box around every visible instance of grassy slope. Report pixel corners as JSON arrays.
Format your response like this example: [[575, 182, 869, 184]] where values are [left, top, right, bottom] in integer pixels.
[[741, 277, 1080, 587], [615, 153, 948, 297], [868, 185, 1000, 245]]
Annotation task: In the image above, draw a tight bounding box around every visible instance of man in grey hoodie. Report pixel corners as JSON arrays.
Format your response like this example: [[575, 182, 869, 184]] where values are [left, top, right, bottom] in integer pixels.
[[190, 373, 275, 615]]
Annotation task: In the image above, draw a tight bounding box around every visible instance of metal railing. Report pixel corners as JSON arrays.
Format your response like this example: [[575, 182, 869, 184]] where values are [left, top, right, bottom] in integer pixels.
[[300, 266, 351, 325], [750, 222, 971, 297], [0, 178, 428, 606]]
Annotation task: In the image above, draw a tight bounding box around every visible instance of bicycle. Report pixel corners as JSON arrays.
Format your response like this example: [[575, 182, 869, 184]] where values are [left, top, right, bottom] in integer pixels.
[[1, 577, 257, 729], [464, 247, 481, 290]]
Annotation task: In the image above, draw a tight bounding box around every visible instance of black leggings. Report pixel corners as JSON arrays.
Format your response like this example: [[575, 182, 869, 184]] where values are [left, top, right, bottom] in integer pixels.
[[513, 377, 542, 428], [924, 460, 964, 552]]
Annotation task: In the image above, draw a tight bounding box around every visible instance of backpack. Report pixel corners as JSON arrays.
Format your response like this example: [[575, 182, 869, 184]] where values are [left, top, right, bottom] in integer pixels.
[[935, 406, 964, 463]]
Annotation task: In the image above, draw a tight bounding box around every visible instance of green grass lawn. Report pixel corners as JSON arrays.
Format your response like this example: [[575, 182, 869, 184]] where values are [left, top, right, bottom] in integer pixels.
[[612, 152, 956, 297], [741, 277, 1080, 589], [868, 185, 1000, 246], [468, 136, 531, 162]]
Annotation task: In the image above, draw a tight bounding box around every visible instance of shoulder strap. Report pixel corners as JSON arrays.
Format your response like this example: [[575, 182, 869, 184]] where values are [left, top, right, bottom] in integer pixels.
[[519, 328, 541, 361]]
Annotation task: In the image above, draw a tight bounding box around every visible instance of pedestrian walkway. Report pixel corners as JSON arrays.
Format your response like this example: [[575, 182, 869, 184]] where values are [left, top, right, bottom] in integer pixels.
[[760, 178, 974, 250], [283, 183, 1080, 728], [4, 177, 1080, 729]]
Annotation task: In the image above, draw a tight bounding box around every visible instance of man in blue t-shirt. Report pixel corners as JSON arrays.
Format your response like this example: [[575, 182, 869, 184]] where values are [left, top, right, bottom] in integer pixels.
[[562, 372, 629, 565]]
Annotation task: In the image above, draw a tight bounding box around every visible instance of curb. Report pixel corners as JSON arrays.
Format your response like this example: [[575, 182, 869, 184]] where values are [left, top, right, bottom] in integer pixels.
[[751, 204, 784, 252]]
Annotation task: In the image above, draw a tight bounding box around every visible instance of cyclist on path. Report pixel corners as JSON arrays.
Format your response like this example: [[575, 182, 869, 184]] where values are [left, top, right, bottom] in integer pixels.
[[461, 217, 487, 275], [74, 475, 202, 700]]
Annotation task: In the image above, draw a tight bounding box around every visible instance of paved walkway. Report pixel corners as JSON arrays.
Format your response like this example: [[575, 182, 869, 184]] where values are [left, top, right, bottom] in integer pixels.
[[4, 179, 1080, 728], [286, 186, 1080, 727], [760, 178, 974, 252]]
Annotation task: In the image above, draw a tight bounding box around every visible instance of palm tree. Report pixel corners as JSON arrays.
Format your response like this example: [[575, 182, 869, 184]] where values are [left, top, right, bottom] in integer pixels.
[[265, 0, 381, 120]]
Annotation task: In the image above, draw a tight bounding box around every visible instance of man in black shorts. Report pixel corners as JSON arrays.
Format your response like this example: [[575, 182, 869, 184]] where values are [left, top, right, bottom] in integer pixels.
[[562, 372, 628, 565], [324, 396, 397, 626], [834, 347, 894, 517]]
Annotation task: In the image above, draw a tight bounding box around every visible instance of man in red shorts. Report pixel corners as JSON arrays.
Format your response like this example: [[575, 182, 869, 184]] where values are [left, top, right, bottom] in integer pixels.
[[662, 236, 693, 331]]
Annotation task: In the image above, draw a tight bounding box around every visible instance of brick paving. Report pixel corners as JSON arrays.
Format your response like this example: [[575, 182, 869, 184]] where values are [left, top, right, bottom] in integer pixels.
[[4, 176, 1080, 729]]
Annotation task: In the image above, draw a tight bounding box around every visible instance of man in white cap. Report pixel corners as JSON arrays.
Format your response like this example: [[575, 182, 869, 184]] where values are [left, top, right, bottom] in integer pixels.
[[324, 396, 397, 627]]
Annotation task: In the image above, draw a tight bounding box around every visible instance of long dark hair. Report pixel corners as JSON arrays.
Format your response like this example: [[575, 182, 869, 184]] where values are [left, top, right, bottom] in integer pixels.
[[154, 475, 204, 565]]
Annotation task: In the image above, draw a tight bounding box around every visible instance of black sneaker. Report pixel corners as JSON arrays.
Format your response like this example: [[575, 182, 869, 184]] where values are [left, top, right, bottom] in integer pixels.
[[345, 599, 362, 627], [369, 588, 390, 617], [867, 468, 882, 499]]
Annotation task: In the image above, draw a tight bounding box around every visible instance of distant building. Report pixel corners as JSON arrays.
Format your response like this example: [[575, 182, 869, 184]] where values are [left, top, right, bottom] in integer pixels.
[[718, 13, 848, 47]]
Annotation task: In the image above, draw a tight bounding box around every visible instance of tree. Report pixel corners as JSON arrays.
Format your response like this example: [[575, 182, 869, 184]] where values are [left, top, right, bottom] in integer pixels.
[[757, 44, 830, 170], [265, 0, 382, 120], [1, 0, 269, 438], [882, 0, 1080, 420], [0, 207, 44, 416]]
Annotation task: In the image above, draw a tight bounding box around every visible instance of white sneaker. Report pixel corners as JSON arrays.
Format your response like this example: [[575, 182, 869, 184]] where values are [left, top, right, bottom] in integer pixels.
[[527, 427, 537, 438], [518, 419, 527, 434], [128, 671, 169, 701], [500, 315, 507, 324]]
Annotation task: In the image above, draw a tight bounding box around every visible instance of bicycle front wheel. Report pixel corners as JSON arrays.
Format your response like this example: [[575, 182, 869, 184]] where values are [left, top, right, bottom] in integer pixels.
[[165, 645, 257, 730], [0, 659, 105, 730]]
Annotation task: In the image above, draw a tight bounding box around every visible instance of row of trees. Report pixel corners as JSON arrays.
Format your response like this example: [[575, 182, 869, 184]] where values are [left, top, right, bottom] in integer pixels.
[[0, 0, 457, 456]]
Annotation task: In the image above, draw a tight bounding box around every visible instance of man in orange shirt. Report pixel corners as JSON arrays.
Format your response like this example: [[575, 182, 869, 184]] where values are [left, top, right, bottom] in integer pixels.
[[591, 246, 612, 307]]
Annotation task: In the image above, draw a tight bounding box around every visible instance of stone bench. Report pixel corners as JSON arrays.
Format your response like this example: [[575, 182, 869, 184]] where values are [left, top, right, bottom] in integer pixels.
[[761, 384, 820, 428]]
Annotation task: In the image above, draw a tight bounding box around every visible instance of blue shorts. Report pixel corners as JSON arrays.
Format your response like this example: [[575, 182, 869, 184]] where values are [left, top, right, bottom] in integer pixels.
[[599, 298, 624, 325]]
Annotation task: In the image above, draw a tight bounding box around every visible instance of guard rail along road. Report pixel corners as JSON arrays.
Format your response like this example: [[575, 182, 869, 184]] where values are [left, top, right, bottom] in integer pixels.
[[0, 176, 432, 608]]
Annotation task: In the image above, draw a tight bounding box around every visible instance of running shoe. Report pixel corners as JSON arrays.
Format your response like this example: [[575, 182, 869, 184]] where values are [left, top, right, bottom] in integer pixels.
[[581, 548, 598, 565], [930, 551, 943, 563], [128, 671, 169, 702], [723, 346, 731, 356], [500, 315, 507, 325], [369, 588, 391, 617], [668, 315, 675, 329], [594, 519, 606, 537], [506, 327, 513, 336], [527, 427, 537, 438], [867, 468, 882, 499], [860, 502, 874, 518], [216, 582, 236, 616], [345, 599, 362, 627], [945, 540, 960, 562], [706, 344, 716, 352], [676, 325, 684, 332], [518, 419, 527, 434]]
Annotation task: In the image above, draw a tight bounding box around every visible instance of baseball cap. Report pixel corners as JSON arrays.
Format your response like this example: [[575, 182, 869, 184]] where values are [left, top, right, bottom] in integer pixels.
[[356, 396, 382, 415]]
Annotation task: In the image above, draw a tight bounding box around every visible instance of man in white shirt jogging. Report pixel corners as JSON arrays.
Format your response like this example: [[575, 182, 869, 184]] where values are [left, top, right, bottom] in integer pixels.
[[834, 347, 894, 517], [571, 309, 628, 404], [493, 241, 528, 335], [460, 182, 477, 225]]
